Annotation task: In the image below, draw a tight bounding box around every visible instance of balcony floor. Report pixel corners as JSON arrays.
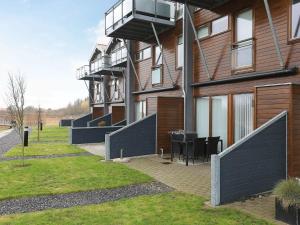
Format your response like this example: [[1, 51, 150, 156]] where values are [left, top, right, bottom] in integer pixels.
[[107, 15, 175, 42]]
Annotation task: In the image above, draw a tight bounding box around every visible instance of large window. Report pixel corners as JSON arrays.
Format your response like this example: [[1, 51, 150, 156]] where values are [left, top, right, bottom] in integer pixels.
[[212, 96, 228, 150], [197, 25, 209, 39], [196, 96, 228, 152], [292, 0, 300, 39], [196, 97, 210, 138], [112, 79, 119, 100], [232, 9, 254, 70], [177, 36, 183, 68], [234, 94, 254, 142], [211, 16, 229, 35], [154, 45, 162, 65], [135, 101, 147, 121]]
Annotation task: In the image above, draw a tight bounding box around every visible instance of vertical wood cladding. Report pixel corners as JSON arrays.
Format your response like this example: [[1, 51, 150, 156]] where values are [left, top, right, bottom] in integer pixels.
[[156, 97, 184, 153], [255, 84, 300, 177], [92, 107, 103, 119], [111, 106, 125, 124]]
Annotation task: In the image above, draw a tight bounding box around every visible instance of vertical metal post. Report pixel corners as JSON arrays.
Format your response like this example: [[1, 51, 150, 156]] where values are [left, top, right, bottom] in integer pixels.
[[151, 22, 175, 86], [185, 5, 212, 80], [84, 80, 94, 106], [263, 0, 284, 68], [123, 39, 143, 90]]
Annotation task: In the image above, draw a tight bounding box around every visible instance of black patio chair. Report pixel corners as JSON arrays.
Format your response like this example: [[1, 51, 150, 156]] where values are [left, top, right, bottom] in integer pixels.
[[193, 137, 207, 163], [206, 136, 220, 161]]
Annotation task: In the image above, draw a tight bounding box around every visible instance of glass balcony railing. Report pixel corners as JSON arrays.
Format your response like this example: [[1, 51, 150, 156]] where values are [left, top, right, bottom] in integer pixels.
[[90, 55, 112, 74], [111, 46, 127, 66], [232, 39, 254, 71], [76, 65, 90, 80], [105, 0, 176, 36]]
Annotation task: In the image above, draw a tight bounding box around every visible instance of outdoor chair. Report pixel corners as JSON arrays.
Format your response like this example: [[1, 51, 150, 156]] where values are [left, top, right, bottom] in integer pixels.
[[206, 136, 220, 161], [193, 137, 207, 163]]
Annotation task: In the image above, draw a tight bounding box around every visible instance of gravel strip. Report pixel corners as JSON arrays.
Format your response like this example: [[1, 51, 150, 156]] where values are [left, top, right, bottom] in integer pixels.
[[0, 130, 21, 157], [0, 152, 93, 161], [0, 181, 173, 215]]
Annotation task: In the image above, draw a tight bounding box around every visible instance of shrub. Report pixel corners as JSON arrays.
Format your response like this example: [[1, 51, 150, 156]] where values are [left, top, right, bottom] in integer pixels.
[[98, 121, 106, 127], [273, 179, 300, 208]]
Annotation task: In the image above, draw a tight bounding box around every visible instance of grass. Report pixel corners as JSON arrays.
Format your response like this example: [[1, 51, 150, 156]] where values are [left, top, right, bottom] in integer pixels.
[[5, 126, 84, 157], [0, 192, 273, 225], [0, 156, 152, 200]]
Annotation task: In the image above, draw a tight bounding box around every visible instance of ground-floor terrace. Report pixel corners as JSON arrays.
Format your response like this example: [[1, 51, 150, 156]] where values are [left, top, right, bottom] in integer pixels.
[[0, 126, 276, 224]]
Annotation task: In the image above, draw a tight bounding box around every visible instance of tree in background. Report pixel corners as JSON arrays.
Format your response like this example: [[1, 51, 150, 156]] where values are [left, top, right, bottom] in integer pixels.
[[6, 73, 26, 166], [37, 105, 42, 142]]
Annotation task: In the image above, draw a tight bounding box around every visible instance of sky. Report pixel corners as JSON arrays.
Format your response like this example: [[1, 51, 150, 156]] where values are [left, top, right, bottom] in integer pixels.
[[0, 0, 112, 109]]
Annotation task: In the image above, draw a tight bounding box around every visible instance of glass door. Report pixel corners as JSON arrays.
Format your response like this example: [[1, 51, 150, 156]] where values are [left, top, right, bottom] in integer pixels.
[[212, 96, 228, 151], [196, 97, 210, 138], [234, 94, 254, 142]]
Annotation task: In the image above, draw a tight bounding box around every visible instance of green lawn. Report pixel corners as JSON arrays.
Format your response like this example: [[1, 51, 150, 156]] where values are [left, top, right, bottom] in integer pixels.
[[0, 192, 273, 225], [0, 156, 152, 200], [5, 126, 84, 157]]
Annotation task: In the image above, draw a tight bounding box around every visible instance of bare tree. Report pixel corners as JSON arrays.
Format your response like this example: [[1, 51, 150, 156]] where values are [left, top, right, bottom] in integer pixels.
[[6, 73, 26, 166], [37, 105, 42, 142]]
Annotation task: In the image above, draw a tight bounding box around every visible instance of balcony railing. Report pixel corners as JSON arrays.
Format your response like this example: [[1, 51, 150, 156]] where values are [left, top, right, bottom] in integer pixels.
[[232, 39, 254, 71], [76, 65, 90, 80], [111, 46, 127, 67], [105, 0, 176, 40], [90, 55, 112, 74]]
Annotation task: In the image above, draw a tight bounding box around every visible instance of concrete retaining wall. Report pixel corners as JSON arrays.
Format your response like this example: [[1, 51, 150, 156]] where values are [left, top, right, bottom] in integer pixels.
[[72, 113, 93, 128], [70, 126, 122, 144], [211, 111, 287, 206], [87, 114, 112, 127], [105, 114, 156, 160]]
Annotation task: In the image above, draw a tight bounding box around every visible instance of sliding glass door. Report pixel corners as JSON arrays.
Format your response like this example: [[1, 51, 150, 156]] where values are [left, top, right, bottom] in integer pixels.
[[196, 97, 210, 138], [234, 94, 254, 142], [212, 96, 228, 150]]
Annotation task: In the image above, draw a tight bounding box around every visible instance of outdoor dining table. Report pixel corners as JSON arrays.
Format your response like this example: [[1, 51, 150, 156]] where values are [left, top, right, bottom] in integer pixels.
[[171, 136, 224, 166]]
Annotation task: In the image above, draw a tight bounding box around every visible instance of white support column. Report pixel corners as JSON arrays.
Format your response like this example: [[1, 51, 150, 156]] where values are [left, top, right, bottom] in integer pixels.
[[211, 154, 221, 206], [263, 0, 284, 68]]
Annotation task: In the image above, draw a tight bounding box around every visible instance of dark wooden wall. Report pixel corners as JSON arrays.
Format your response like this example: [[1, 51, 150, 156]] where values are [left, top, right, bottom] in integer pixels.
[[92, 107, 103, 120], [111, 106, 125, 124], [156, 97, 184, 154], [255, 84, 300, 177]]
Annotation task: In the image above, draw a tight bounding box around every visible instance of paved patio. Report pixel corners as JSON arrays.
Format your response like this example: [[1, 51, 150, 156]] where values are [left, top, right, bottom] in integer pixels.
[[126, 155, 286, 225], [127, 156, 211, 198]]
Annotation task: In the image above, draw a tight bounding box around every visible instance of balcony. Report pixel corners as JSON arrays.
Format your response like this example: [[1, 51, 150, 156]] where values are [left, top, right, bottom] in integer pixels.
[[76, 65, 102, 81], [172, 0, 230, 11], [231, 39, 254, 72], [105, 0, 176, 42], [90, 55, 123, 76], [111, 46, 127, 67]]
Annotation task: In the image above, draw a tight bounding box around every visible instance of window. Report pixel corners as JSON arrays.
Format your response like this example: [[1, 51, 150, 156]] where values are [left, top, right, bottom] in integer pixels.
[[177, 36, 183, 68], [212, 96, 228, 151], [196, 97, 210, 138], [196, 96, 228, 152], [112, 79, 119, 100], [291, 0, 300, 39], [211, 16, 228, 35], [152, 67, 162, 85], [197, 25, 209, 39], [135, 101, 147, 121], [136, 47, 151, 61], [234, 94, 254, 142], [154, 45, 162, 65], [232, 9, 254, 70]]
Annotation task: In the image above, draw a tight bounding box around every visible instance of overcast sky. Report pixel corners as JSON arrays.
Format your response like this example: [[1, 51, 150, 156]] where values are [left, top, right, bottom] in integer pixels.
[[0, 0, 112, 109]]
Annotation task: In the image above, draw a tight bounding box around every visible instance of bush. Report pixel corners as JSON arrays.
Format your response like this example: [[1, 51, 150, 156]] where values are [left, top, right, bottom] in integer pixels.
[[273, 179, 300, 208], [98, 121, 106, 127]]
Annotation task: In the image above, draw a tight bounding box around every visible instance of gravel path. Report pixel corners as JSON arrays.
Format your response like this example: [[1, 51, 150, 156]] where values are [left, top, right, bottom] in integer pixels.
[[0, 152, 92, 161], [0, 130, 21, 157], [0, 181, 173, 215]]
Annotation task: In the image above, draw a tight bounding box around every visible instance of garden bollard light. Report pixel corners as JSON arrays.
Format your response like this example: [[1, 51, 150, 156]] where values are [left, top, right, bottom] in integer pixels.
[[24, 126, 29, 147]]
